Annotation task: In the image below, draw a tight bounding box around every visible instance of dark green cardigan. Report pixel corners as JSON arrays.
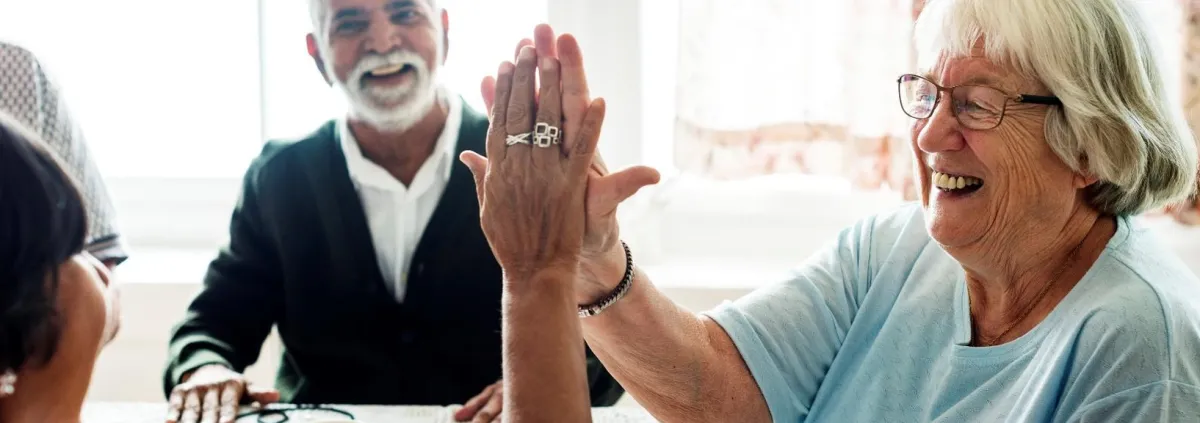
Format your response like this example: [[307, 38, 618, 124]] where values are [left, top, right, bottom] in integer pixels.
[[163, 104, 623, 405]]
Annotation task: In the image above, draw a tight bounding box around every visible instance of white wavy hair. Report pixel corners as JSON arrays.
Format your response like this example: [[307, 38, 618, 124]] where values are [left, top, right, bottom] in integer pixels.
[[915, 0, 1198, 215]]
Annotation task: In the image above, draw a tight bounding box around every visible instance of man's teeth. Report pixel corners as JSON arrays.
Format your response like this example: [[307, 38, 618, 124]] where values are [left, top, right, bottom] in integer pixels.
[[932, 171, 982, 190], [368, 64, 406, 76]]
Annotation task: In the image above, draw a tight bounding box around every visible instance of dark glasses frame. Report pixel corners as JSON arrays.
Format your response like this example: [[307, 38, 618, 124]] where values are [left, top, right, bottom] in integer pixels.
[[896, 73, 1062, 130]]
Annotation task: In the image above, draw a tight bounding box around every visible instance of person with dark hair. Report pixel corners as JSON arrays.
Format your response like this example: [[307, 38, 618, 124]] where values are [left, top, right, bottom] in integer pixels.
[[0, 40, 128, 267], [0, 112, 120, 422]]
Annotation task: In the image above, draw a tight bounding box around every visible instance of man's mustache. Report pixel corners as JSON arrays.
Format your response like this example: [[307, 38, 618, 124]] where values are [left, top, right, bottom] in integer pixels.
[[348, 50, 426, 88]]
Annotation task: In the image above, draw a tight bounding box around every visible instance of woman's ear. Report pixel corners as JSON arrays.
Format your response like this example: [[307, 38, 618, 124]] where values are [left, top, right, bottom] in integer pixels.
[[1074, 154, 1099, 188]]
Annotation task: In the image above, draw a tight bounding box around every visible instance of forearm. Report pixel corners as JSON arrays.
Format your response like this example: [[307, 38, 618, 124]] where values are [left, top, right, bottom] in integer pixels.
[[503, 272, 593, 423], [581, 269, 770, 422]]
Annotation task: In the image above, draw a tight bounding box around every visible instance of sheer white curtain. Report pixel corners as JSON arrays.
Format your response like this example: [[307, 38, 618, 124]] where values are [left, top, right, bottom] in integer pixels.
[[673, 0, 916, 194]]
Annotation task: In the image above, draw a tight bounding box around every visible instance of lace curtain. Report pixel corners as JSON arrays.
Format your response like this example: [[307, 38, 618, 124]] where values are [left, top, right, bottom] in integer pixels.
[[673, 0, 1200, 216], [1167, 2, 1200, 224], [672, 0, 917, 197]]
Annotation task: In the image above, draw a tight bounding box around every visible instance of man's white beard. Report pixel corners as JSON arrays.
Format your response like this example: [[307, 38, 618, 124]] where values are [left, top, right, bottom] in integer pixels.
[[330, 49, 441, 133]]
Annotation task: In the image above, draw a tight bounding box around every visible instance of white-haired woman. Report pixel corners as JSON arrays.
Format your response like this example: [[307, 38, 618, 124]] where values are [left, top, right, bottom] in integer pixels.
[[467, 0, 1200, 422]]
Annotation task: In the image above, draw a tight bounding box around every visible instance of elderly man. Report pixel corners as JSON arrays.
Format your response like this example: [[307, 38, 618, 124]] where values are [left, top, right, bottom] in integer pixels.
[[161, 1, 622, 422], [0, 41, 128, 267]]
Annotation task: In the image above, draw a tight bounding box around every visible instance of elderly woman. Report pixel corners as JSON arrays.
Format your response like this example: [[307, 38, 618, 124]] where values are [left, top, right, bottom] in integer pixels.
[[466, 0, 1200, 421], [0, 112, 120, 422]]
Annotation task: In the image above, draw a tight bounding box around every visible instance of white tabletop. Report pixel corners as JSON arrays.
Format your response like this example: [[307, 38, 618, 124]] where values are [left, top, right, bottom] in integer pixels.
[[82, 402, 658, 423]]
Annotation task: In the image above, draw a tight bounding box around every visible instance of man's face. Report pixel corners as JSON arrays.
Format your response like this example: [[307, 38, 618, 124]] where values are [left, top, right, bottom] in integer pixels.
[[311, 0, 447, 131]]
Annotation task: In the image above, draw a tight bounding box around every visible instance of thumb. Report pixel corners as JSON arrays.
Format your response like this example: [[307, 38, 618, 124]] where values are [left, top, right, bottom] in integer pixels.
[[592, 166, 661, 214], [459, 151, 489, 205], [245, 383, 280, 404]]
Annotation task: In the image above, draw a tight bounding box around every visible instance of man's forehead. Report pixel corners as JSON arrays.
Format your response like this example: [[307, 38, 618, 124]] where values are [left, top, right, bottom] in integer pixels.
[[324, 0, 430, 13]]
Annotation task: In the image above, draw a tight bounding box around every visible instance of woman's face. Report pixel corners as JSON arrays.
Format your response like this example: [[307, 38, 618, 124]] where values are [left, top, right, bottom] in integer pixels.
[[67, 253, 120, 348], [912, 50, 1087, 254]]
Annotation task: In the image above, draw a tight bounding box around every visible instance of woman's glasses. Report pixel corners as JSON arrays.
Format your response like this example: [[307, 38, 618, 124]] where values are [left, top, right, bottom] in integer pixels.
[[896, 74, 1061, 130]]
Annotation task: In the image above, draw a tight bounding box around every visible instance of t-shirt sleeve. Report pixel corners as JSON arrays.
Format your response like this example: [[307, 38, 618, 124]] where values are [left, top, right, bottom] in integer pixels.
[[1066, 381, 1200, 423], [702, 214, 882, 422]]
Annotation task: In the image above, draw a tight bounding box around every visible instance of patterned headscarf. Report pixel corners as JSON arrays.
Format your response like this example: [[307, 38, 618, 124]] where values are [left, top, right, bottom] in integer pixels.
[[0, 41, 126, 263]]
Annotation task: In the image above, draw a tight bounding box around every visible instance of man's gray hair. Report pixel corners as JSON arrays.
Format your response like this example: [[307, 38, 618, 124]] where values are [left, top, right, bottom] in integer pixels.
[[915, 0, 1198, 216], [308, 0, 441, 42]]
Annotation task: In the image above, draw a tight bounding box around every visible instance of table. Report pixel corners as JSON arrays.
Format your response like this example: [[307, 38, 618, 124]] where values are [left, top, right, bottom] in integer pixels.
[[83, 402, 659, 422]]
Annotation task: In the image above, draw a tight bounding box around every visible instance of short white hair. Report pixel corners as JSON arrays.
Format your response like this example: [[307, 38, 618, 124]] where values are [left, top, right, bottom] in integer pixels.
[[915, 0, 1198, 216]]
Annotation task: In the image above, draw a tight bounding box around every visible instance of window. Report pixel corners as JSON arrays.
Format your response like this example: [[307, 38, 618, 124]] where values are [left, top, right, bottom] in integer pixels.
[[0, 0, 550, 259], [0, 0, 263, 179]]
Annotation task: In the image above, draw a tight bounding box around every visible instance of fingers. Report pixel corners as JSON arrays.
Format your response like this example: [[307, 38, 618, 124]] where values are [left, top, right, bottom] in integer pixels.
[[592, 166, 662, 216], [460, 151, 489, 206], [472, 385, 505, 423], [568, 98, 607, 180], [166, 389, 184, 423], [513, 38, 533, 60], [557, 34, 591, 155], [534, 24, 557, 58], [245, 383, 281, 405], [218, 384, 240, 423], [531, 56, 564, 168], [480, 76, 496, 113], [454, 382, 498, 422], [486, 61, 515, 162], [200, 388, 220, 423], [181, 389, 201, 423], [504, 46, 539, 165], [512, 37, 538, 105]]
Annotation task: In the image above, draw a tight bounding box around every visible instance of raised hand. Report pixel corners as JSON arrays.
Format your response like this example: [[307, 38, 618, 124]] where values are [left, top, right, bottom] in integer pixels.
[[479, 25, 661, 303], [460, 42, 604, 284]]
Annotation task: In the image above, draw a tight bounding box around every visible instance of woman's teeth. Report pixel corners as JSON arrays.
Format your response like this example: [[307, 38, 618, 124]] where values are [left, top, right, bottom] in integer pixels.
[[368, 64, 406, 76], [932, 171, 982, 190]]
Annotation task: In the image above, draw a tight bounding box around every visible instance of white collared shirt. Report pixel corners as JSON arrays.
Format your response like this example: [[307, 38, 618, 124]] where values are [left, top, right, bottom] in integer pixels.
[[339, 91, 462, 302]]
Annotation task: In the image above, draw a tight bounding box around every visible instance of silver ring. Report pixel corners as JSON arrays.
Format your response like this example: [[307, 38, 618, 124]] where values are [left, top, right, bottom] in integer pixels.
[[533, 122, 561, 148], [505, 132, 531, 146]]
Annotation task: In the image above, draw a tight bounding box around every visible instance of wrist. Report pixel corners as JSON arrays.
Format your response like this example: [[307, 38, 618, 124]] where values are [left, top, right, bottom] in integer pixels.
[[505, 266, 577, 293], [577, 243, 627, 304], [182, 363, 230, 383]]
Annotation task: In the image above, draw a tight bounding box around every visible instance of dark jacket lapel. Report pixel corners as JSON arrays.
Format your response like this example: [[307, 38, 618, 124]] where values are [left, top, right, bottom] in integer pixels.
[[403, 103, 493, 314]]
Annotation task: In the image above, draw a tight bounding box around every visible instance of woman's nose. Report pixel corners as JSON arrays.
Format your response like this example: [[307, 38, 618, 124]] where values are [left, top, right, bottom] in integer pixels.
[[915, 98, 966, 153]]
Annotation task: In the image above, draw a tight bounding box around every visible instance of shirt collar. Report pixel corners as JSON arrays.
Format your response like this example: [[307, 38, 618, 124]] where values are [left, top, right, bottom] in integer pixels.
[[339, 87, 463, 190]]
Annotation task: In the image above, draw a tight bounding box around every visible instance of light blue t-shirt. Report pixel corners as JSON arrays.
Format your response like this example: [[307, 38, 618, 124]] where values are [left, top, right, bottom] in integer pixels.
[[706, 204, 1200, 422]]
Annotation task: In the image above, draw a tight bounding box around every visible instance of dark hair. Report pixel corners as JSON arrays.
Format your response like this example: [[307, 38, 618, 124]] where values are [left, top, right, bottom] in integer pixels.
[[0, 112, 88, 373]]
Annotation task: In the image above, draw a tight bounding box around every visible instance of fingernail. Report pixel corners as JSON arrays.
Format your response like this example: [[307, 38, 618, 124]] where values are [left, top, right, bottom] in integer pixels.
[[519, 46, 535, 60], [540, 57, 556, 71], [498, 62, 514, 75]]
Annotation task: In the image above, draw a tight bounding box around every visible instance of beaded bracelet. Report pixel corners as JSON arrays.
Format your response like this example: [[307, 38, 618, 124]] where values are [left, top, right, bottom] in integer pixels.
[[578, 241, 634, 318]]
